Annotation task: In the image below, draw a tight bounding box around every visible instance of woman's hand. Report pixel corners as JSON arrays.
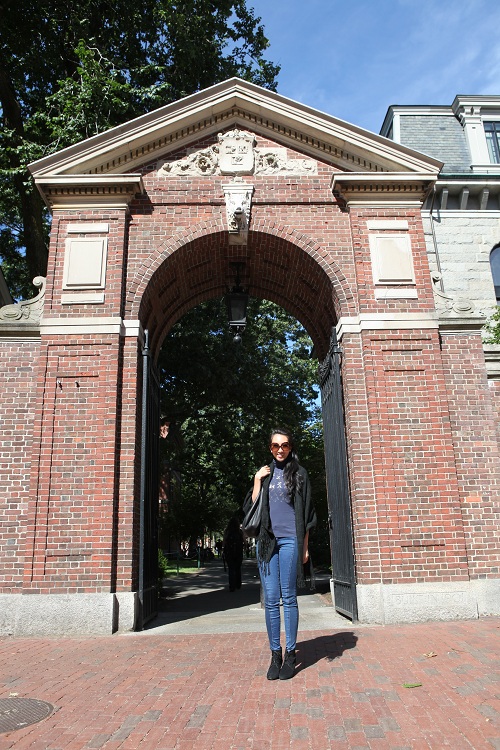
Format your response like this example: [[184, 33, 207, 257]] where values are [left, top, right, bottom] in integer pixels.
[[252, 465, 270, 500], [255, 465, 270, 481], [302, 531, 310, 564]]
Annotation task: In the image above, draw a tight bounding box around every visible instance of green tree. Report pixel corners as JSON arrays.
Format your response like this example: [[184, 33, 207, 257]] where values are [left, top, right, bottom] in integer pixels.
[[158, 298, 328, 551], [484, 306, 500, 343], [0, 0, 279, 297]]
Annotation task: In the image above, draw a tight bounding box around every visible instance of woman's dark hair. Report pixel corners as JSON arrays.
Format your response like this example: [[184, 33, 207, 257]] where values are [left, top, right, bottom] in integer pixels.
[[269, 427, 302, 496]]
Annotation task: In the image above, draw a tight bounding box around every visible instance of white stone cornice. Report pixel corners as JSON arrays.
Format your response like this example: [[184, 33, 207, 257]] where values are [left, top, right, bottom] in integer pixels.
[[451, 95, 500, 118], [121, 319, 143, 339], [435, 179, 500, 189], [331, 173, 437, 206], [336, 312, 439, 339], [61, 293, 105, 305], [0, 328, 40, 340], [40, 317, 143, 337], [483, 344, 500, 379], [438, 317, 486, 334], [34, 175, 144, 210], [28, 79, 442, 179]]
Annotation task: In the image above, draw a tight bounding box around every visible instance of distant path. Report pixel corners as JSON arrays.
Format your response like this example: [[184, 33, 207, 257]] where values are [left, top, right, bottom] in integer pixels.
[[138, 558, 350, 635]]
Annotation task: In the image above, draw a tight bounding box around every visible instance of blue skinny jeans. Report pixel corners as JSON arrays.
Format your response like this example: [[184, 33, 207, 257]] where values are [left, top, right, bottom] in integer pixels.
[[258, 537, 299, 652]]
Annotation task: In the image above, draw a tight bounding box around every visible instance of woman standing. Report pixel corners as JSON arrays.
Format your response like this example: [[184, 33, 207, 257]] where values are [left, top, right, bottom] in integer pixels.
[[244, 428, 317, 680]]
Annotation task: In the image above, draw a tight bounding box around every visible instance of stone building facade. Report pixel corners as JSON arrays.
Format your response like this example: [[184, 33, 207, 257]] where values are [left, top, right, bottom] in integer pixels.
[[1, 80, 499, 635], [381, 94, 500, 441], [381, 95, 500, 318]]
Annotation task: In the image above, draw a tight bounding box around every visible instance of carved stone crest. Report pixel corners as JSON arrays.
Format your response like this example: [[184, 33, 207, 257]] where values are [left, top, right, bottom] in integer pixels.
[[255, 148, 316, 175], [218, 129, 256, 175], [158, 146, 218, 176], [157, 130, 317, 178]]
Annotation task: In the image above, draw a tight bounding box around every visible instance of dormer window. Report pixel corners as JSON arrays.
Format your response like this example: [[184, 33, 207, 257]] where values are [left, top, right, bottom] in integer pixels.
[[485, 122, 500, 164], [451, 97, 500, 173]]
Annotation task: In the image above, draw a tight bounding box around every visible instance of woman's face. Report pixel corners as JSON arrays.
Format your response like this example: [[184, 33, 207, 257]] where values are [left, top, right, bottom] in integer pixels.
[[270, 433, 292, 461]]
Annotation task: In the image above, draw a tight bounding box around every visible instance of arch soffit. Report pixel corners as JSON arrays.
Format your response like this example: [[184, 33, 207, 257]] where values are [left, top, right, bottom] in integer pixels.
[[130, 220, 355, 324]]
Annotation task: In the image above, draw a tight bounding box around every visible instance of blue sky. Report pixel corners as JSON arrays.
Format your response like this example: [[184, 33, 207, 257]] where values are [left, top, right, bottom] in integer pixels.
[[249, 0, 500, 134]]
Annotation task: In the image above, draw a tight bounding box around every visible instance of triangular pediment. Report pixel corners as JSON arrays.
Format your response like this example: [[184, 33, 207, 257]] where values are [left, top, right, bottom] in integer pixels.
[[29, 79, 441, 180]]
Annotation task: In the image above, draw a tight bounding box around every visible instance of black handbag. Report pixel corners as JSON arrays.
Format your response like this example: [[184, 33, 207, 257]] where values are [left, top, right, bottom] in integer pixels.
[[242, 489, 262, 538]]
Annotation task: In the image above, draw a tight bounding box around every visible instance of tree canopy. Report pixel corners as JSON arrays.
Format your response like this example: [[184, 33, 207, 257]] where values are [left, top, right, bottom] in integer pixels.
[[158, 297, 328, 561], [484, 306, 500, 343], [0, 0, 279, 298]]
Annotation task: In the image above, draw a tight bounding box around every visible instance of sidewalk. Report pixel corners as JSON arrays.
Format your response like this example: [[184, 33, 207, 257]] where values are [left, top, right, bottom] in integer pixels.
[[0, 561, 498, 750]]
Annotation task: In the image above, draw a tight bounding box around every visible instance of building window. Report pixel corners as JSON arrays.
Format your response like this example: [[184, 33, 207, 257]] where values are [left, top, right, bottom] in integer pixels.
[[490, 244, 500, 302], [485, 122, 500, 164]]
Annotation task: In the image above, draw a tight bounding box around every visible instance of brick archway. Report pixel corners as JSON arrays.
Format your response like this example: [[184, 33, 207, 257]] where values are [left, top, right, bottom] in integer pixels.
[[2, 78, 499, 635], [128, 222, 358, 622], [129, 223, 354, 360]]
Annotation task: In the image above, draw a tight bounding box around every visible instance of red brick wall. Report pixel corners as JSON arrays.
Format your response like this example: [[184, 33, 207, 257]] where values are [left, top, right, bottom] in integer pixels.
[[348, 207, 436, 314], [115, 335, 142, 592], [353, 330, 471, 584], [0, 338, 39, 592], [23, 336, 124, 594], [440, 333, 500, 579], [488, 379, 500, 445]]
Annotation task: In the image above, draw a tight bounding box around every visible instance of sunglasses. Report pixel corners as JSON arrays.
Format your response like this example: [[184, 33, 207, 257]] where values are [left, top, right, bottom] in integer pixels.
[[270, 442, 290, 451]]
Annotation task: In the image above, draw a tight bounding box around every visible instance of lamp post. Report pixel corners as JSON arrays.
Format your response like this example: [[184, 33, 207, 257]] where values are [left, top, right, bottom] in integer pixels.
[[226, 263, 249, 343]]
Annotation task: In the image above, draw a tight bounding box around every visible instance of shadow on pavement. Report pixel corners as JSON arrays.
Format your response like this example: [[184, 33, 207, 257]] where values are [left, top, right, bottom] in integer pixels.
[[145, 559, 261, 629], [145, 558, 334, 631], [295, 632, 358, 673]]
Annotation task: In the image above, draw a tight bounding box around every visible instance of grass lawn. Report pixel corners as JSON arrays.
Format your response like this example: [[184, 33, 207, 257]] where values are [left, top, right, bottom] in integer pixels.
[[163, 559, 203, 576]]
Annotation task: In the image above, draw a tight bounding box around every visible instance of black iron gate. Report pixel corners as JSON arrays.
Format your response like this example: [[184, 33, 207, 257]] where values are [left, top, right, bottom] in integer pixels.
[[319, 328, 358, 620], [138, 330, 160, 629]]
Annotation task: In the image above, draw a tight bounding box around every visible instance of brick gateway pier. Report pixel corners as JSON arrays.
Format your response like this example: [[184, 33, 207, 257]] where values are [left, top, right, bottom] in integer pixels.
[[1, 80, 499, 635]]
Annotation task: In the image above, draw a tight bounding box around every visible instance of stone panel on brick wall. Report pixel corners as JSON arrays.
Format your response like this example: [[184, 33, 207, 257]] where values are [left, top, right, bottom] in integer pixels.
[[356, 581, 481, 623]]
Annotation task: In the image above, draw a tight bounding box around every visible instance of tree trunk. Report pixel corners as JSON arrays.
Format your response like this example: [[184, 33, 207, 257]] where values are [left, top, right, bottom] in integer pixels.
[[0, 65, 49, 284], [16, 176, 49, 281]]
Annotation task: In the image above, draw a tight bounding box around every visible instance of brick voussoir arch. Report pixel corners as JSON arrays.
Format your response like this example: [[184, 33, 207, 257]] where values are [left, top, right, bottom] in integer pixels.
[[250, 218, 355, 318], [126, 219, 356, 322], [126, 218, 225, 313]]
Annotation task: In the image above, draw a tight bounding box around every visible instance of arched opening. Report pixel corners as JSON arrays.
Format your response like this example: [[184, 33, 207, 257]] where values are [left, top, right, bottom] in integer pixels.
[[130, 226, 353, 361], [490, 242, 500, 303], [134, 229, 356, 628], [156, 297, 326, 560]]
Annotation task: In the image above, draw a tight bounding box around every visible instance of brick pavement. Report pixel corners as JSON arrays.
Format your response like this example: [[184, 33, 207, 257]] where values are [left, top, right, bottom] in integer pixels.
[[0, 617, 499, 749]]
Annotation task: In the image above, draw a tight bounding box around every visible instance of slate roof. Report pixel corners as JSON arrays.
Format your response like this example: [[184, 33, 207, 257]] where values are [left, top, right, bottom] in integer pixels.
[[398, 112, 471, 173]]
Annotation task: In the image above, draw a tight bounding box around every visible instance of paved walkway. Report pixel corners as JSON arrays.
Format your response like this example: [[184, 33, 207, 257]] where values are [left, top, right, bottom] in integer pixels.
[[0, 560, 499, 749]]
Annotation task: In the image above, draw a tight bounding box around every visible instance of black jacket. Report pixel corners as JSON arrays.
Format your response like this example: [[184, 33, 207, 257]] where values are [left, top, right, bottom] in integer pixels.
[[243, 461, 317, 588]]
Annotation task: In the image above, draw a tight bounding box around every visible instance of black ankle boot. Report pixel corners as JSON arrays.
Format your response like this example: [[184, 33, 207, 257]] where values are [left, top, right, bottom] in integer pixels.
[[266, 648, 282, 680], [279, 649, 296, 680]]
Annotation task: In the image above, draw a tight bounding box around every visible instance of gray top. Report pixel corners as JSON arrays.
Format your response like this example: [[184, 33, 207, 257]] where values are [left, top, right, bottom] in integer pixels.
[[269, 466, 296, 538]]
